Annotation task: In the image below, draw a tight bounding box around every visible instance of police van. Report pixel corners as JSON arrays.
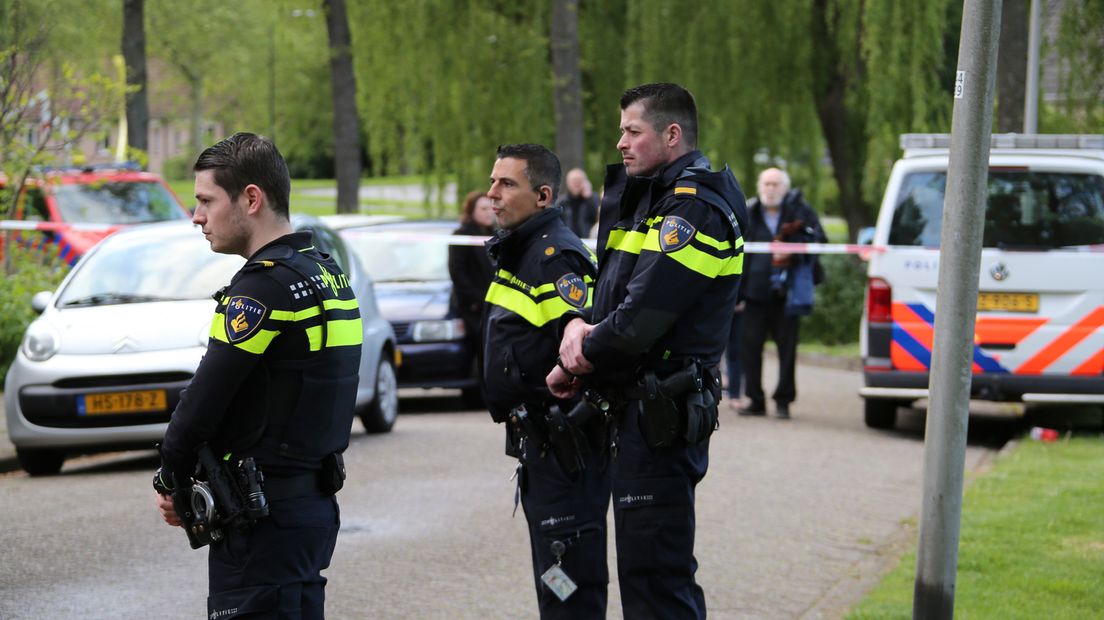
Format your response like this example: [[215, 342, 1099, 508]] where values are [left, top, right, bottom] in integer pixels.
[[860, 133, 1104, 429]]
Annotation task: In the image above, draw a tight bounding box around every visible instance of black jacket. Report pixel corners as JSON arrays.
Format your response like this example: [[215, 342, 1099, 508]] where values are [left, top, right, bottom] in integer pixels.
[[481, 207, 597, 422], [160, 232, 363, 482], [447, 222, 495, 333], [740, 189, 827, 303], [580, 150, 746, 386], [557, 193, 599, 238]]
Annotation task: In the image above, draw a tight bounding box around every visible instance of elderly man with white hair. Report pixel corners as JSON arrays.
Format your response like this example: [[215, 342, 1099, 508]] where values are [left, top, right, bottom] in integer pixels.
[[736, 167, 826, 419]]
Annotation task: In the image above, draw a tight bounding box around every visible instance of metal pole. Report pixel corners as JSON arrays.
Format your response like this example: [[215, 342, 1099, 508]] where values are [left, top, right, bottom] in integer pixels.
[[1024, 0, 1041, 133], [912, 1, 1002, 618]]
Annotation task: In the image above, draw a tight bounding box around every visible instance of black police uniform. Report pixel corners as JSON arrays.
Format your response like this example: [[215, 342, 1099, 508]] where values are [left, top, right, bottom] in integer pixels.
[[159, 231, 362, 620], [481, 207, 609, 618], [581, 150, 745, 619]]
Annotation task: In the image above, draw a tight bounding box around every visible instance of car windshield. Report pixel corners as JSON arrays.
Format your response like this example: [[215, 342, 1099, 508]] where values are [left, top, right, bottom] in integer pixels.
[[57, 229, 243, 306], [888, 170, 1104, 249], [342, 226, 452, 283], [53, 181, 188, 224]]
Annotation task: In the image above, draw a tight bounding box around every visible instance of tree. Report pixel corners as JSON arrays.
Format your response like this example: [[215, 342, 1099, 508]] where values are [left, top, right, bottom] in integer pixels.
[[122, 0, 148, 155], [997, 0, 1028, 133], [1049, 0, 1104, 132], [0, 0, 126, 271], [551, 0, 584, 176], [323, 0, 361, 214]]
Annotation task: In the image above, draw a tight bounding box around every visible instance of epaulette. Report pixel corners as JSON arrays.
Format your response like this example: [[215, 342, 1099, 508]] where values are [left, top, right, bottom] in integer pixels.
[[673, 181, 698, 197]]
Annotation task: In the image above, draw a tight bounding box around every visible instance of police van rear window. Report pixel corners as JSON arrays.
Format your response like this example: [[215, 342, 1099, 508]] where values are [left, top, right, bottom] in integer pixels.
[[889, 171, 1104, 249]]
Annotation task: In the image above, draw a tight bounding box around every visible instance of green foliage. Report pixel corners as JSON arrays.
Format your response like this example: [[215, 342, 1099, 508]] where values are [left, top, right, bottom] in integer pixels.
[[803, 255, 866, 345], [848, 437, 1104, 619], [1047, 0, 1104, 133], [0, 243, 69, 379]]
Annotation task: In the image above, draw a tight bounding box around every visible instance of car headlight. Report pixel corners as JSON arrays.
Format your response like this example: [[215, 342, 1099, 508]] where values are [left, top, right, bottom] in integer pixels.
[[22, 320, 61, 362], [411, 319, 465, 342]]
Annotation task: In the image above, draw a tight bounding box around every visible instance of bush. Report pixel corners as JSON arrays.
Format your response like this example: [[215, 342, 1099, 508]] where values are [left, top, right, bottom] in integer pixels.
[[0, 243, 70, 379], [803, 254, 866, 345], [161, 154, 194, 181]]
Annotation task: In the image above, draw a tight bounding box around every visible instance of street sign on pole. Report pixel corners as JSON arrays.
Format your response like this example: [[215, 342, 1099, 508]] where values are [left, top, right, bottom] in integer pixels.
[[913, 1, 1002, 618]]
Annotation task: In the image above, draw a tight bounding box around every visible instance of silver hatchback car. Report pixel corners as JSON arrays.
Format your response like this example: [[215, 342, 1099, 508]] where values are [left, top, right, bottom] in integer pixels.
[[4, 217, 399, 475]]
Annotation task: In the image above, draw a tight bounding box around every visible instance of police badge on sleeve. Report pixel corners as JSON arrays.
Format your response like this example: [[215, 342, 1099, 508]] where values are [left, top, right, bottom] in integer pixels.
[[225, 296, 267, 343], [659, 215, 696, 252], [555, 273, 588, 308]]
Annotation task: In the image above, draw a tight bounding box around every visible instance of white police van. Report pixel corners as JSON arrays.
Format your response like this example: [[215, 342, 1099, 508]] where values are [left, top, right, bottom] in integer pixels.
[[860, 134, 1104, 429]]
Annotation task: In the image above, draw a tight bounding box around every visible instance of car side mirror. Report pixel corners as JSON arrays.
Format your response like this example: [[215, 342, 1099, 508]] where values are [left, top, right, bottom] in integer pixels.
[[857, 227, 876, 246], [31, 291, 52, 314]]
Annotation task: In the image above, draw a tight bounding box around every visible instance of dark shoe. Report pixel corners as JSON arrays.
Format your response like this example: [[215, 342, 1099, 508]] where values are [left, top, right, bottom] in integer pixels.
[[775, 402, 791, 419], [738, 401, 766, 416]]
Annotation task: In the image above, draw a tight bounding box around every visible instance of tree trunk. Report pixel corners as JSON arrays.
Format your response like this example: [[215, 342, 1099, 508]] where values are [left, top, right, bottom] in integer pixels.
[[997, 0, 1027, 133], [122, 0, 148, 154], [810, 0, 870, 240], [551, 0, 584, 179], [189, 75, 203, 163], [323, 0, 362, 215]]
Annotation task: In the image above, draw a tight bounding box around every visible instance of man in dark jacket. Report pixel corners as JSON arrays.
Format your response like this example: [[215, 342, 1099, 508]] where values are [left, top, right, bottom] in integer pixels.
[[738, 167, 826, 419], [482, 143, 607, 618], [154, 133, 361, 619], [550, 83, 745, 619], [557, 167, 599, 238]]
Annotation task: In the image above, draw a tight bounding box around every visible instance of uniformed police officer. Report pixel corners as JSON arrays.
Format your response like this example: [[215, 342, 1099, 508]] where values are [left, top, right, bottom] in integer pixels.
[[549, 83, 746, 619], [154, 133, 362, 619], [482, 144, 609, 618]]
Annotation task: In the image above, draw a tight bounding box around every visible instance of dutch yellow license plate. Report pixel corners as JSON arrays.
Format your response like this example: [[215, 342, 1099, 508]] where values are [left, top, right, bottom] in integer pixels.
[[977, 292, 1039, 313], [79, 389, 167, 415]]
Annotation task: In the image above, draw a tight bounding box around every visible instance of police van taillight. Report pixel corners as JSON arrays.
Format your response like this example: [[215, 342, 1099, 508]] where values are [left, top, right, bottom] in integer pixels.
[[867, 278, 892, 324]]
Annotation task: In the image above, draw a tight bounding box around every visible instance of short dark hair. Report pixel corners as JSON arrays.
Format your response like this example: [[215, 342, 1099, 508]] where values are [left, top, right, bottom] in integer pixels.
[[620, 83, 698, 149], [194, 132, 291, 219], [495, 143, 562, 203]]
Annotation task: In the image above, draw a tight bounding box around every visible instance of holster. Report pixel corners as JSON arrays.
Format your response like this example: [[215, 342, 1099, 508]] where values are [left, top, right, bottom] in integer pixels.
[[632, 359, 721, 449], [510, 401, 607, 479]]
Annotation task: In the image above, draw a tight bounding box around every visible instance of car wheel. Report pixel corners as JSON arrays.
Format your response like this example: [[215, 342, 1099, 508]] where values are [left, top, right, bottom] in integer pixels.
[[461, 386, 484, 410], [864, 399, 901, 430], [361, 356, 398, 434], [16, 448, 65, 476]]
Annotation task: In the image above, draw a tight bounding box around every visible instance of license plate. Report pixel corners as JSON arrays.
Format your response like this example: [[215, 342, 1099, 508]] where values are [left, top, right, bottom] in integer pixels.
[[977, 292, 1039, 313], [78, 389, 168, 415]]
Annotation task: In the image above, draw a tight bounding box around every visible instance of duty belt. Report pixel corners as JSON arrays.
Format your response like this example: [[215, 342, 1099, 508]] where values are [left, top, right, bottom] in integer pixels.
[[263, 471, 330, 502]]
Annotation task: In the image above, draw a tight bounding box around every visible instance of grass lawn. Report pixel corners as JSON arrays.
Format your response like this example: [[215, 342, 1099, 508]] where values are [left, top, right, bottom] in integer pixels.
[[166, 177, 439, 220], [847, 436, 1104, 619]]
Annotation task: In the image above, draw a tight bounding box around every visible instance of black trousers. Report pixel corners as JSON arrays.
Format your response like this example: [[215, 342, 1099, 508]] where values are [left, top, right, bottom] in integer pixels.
[[207, 495, 340, 620], [742, 296, 801, 406], [517, 432, 612, 619], [611, 403, 709, 620]]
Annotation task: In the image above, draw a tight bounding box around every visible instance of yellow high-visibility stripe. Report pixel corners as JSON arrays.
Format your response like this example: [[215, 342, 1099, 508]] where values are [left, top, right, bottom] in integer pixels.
[[720, 253, 744, 276], [305, 318, 364, 351], [232, 329, 280, 354], [531, 274, 594, 297], [606, 229, 648, 255], [269, 297, 360, 322], [693, 231, 743, 252], [674, 186, 697, 195], [210, 315, 229, 343], [662, 243, 739, 278], [486, 281, 592, 327]]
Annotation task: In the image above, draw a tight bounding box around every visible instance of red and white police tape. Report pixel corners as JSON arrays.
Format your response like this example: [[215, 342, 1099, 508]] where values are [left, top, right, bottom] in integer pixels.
[[4, 220, 1102, 255]]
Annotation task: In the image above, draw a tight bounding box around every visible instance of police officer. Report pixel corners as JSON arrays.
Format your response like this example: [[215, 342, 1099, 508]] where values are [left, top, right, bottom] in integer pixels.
[[154, 133, 362, 619], [482, 144, 608, 618], [549, 83, 746, 619]]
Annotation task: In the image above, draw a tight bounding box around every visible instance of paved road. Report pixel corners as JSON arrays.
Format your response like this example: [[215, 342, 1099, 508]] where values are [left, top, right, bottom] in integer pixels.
[[0, 360, 1010, 619]]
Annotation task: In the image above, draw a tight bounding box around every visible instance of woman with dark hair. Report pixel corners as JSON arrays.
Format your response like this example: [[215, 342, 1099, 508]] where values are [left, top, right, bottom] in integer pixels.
[[448, 191, 496, 371]]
